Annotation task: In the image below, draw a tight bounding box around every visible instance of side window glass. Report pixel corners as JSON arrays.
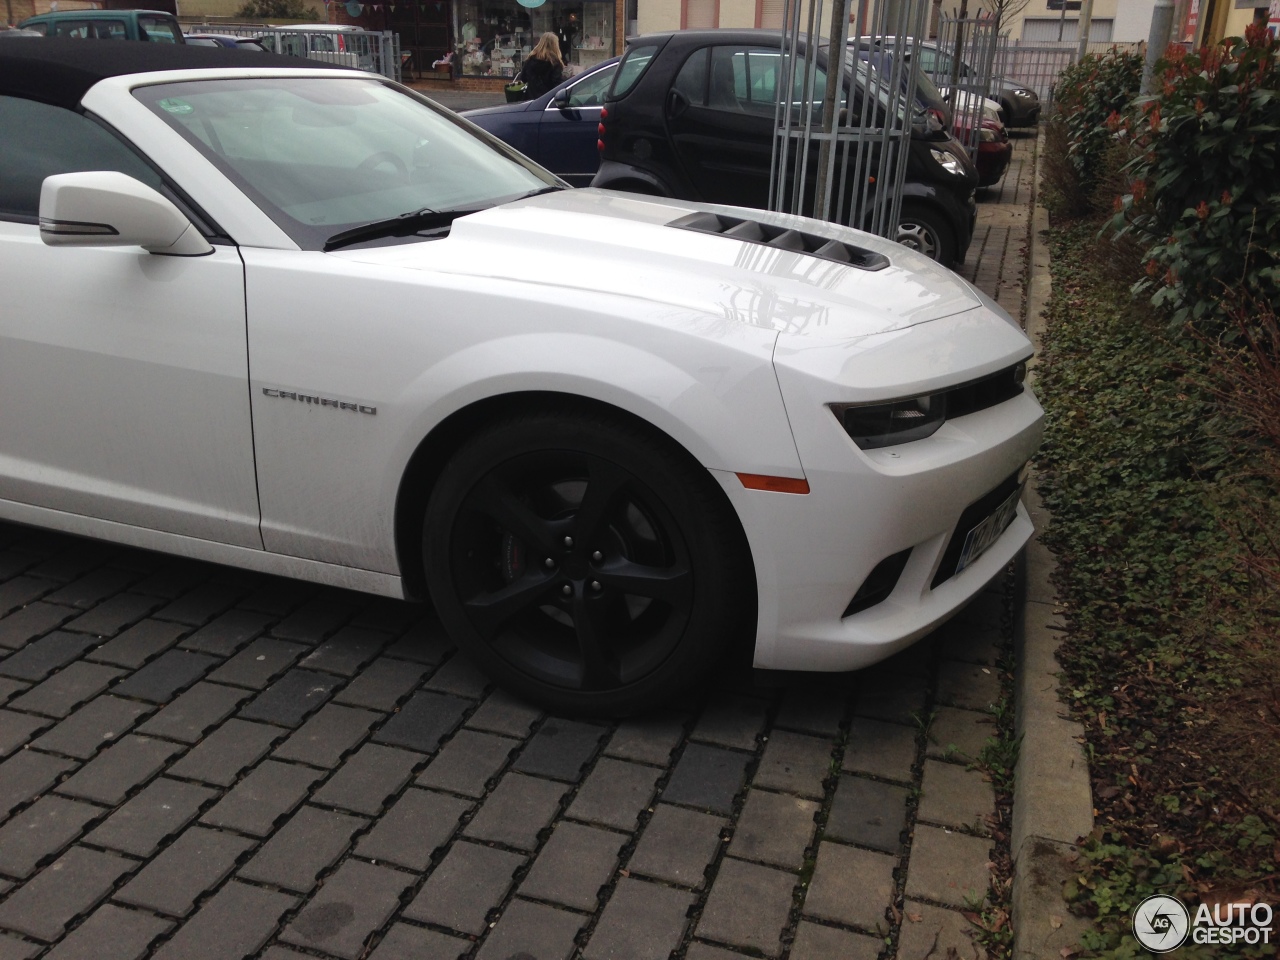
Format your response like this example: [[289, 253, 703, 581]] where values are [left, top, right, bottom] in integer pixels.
[[54, 21, 91, 38], [0, 96, 164, 222], [25, 21, 46, 34], [139, 17, 181, 42], [100, 21, 129, 40], [708, 46, 747, 112], [915, 49, 937, 73], [744, 49, 781, 115], [671, 48, 707, 106], [565, 65, 616, 107]]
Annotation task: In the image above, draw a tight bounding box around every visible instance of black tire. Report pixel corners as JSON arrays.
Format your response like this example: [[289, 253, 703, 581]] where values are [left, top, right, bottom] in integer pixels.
[[895, 203, 957, 266], [423, 409, 750, 716]]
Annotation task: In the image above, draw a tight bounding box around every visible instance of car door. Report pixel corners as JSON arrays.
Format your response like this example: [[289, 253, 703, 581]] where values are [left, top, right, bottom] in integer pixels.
[[0, 95, 262, 548], [664, 45, 782, 208], [536, 62, 617, 186]]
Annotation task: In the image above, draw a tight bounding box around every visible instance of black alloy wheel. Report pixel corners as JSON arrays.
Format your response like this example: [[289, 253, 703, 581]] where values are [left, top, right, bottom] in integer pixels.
[[423, 409, 749, 716]]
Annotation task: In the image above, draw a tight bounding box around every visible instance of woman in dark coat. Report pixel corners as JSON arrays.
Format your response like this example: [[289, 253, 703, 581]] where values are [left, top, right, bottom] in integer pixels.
[[521, 32, 565, 99]]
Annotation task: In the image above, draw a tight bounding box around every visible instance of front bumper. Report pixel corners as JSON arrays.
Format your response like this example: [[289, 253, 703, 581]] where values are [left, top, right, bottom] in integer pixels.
[[722, 307, 1043, 673]]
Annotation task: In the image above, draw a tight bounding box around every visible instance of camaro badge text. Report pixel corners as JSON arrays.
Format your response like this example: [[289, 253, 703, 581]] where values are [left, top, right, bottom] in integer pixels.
[[262, 388, 376, 415]]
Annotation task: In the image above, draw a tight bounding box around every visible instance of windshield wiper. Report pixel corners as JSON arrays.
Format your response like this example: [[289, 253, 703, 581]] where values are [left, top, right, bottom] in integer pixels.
[[323, 207, 482, 252]]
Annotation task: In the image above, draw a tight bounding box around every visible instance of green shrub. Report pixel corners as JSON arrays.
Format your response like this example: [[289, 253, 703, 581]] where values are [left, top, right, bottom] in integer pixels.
[[1045, 49, 1143, 216], [1111, 28, 1280, 332]]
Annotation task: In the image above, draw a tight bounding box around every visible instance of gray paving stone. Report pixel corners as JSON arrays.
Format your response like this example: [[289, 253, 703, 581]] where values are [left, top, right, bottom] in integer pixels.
[[47, 571, 139, 611], [628, 804, 725, 889], [0, 603, 78, 652], [236, 578, 313, 616], [663, 743, 749, 814], [135, 682, 249, 743], [604, 714, 686, 766], [239, 805, 366, 892], [0, 846, 133, 942], [684, 944, 749, 960], [825, 775, 909, 854], [918, 759, 996, 834], [313, 742, 423, 815], [774, 686, 847, 737], [584, 877, 696, 960], [280, 860, 413, 959], [372, 690, 470, 754], [150, 881, 298, 960], [788, 921, 882, 960], [934, 619, 1003, 668], [520, 821, 625, 911], [56, 735, 183, 806], [0, 632, 99, 682], [9, 662, 124, 718], [381, 617, 453, 665], [0, 711, 51, 758], [753, 731, 832, 799], [111, 651, 218, 704], [0, 679, 26, 707], [567, 757, 661, 831], [165, 718, 283, 787], [926, 706, 994, 763], [208, 638, 308, 689], [298, 627, 388, 676], [855, 674, 928, 725], [0, 795, 102, 880], [903, 825, 992, 909], [238, 668, 339, 727], [936, 660, 1001, 712], [403, 841, 525, 934], [0, 936, 37, 960], [513, 717, 607, 782], [64, 594, 163, 638], [728, 789, 818, 870], [85, 777, 215, 857], [367, 923, 469, 960], [802, 841, 896, 932], [153, 583, 243, 627], [422, 653, 489, 699], [898, 901, 986, 960], [415, 729, 514, 798], [464, 687, 541, 738], [179, 610, 273, 657], [332, 658, 428, 712], [31, 693, 151, 760], [272, 703, 380, 767], [475, 899, 585, 960], [116, 824, 257, 917], [0, 578, 57, 619], [842, 718, 917, 783], [128, 563, 217, 600], [696, 858, 796, 957], [0, 750, 75, 819], [357, 788, 471, 871], [349, 600, 422, 635], [463, 772, 567, 850], [271, 597, 360, 644], [199, 759, 322, 836], [42, 903, 172, 960], [691, 695, 770, 750], [86, 620, 187, 670]]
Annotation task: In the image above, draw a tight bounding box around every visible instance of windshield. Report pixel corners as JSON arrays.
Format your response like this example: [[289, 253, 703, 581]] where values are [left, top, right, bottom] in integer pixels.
[[136, 77, 555, 249]]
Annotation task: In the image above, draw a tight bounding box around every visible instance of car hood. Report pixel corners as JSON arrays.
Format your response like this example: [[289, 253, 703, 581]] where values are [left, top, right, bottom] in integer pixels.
[[329, 188, 985, 339]]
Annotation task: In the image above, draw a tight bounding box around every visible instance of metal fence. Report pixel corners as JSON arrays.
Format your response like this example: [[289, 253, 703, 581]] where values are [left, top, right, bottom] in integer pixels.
[[929, 13, 1000, 159], [183, 23, 403, 82], [994, 39, 1143, 111]]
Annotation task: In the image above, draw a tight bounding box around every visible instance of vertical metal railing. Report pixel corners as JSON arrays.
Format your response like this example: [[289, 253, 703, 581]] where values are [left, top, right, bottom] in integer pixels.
[[930, 13, 999, 158], [769, 0, 929, 239]]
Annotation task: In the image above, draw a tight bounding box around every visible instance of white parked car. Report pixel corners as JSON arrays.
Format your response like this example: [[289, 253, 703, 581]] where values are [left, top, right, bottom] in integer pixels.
[[0, 41, 1043, 714]]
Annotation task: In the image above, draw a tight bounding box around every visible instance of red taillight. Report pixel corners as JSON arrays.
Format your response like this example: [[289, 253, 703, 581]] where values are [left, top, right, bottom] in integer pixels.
[[598, 122, 606, 136], [601, 107, 608, 120], [597, 139, 605, 152]]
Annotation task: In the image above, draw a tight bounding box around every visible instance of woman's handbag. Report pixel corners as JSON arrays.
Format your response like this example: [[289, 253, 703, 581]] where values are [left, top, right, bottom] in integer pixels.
[[504, 71, 529, 103]]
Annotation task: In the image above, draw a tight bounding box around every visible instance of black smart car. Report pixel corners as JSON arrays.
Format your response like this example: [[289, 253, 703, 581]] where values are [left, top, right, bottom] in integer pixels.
[[592, 30, 979, 266]]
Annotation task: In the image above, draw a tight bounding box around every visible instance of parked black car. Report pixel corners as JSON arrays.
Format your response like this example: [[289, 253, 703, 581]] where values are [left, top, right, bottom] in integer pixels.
[[592, 30, 979, 266]]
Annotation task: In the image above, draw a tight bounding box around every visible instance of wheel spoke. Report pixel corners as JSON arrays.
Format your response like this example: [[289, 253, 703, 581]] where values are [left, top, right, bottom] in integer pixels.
[[463, 574, 556, 640], [469, 475, 558, 555], [598, 559, 693, 610], [572, 457, 630, 545], [571, 590, 622, 689]]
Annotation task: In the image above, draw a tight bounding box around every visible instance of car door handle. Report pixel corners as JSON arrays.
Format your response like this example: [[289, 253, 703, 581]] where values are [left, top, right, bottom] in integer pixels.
[[666, 89, 689, 119]]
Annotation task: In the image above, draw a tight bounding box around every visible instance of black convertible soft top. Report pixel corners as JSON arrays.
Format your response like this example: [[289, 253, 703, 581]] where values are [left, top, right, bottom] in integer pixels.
[[0, 37, 344, 110]]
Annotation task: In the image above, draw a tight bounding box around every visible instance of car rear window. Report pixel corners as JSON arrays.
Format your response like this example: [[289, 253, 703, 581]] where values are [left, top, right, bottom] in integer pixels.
[[609, 43, 659, 99], [140, 16, 181, 43]]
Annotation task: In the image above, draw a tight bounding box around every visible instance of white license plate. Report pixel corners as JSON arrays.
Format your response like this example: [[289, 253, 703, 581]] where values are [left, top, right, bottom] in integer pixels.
[[955, 483, 1023, 576]]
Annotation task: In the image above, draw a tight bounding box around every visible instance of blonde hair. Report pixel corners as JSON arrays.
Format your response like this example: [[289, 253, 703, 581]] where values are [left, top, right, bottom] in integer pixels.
[[529, 32, 563, 67]]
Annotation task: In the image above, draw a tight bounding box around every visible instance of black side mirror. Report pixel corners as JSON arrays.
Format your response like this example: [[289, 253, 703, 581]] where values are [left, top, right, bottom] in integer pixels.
[[553, 88, 571, 109]]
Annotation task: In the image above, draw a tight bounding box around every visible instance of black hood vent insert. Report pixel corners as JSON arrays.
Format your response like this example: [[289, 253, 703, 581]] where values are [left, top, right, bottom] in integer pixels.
[[668, 212, 890, 272]]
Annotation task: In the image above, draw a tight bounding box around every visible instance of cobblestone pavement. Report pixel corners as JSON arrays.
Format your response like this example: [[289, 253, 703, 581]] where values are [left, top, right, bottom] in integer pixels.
[[0, 134, 1037, 960]]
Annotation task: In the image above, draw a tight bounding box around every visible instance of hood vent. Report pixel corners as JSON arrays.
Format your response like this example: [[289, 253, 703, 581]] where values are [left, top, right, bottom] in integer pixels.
[[668, 212, 890, 272]]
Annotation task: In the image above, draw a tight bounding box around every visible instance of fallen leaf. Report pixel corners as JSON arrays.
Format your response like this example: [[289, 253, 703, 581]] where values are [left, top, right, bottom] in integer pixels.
[[907, 912, 924, 923], [1050, 915, 1063, 929]]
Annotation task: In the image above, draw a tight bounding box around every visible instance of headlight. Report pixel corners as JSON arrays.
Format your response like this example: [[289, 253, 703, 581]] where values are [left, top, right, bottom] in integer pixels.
[[1013, 88, 1035, 99], [979, 127, 997, 142], [930, 147, 965, 177]]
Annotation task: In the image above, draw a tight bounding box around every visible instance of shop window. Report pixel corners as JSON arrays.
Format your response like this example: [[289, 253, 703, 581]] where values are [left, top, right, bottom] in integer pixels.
[[455, 0, 615, 78]]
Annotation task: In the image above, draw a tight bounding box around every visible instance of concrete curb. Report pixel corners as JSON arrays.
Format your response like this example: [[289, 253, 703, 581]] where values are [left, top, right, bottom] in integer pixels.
[[1010, 134, 1096, 960]]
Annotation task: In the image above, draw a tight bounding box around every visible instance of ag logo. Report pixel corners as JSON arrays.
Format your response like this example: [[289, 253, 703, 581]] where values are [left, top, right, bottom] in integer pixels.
[[1133, 894, 1191, 953]]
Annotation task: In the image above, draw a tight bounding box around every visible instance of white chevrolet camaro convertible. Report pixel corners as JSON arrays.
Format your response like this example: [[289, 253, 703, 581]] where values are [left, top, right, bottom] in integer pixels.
[[0, 42, 1043, 714]]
